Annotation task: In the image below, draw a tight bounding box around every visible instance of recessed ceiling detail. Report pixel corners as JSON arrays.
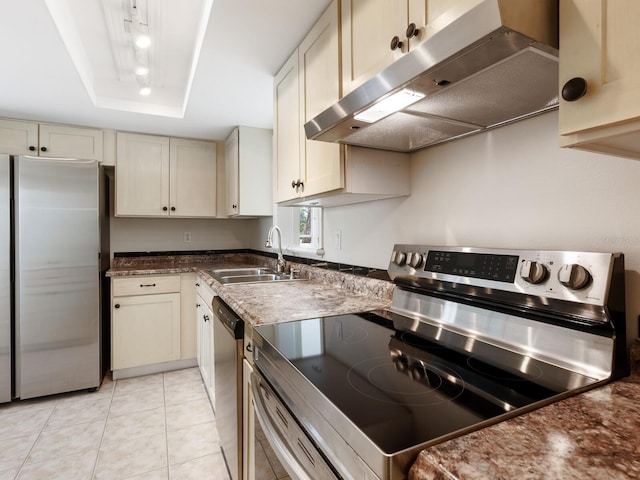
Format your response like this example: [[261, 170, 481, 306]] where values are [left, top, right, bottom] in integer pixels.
[[43, 0, 214, 118]]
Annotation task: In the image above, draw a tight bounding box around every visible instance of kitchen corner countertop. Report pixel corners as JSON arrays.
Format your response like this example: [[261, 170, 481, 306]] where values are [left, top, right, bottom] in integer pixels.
[[107, 253, 394, 325], [409, 340, 640, 480]]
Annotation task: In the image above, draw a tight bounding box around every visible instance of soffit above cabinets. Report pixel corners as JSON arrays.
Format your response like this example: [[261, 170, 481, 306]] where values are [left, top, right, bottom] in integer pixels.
[[44, 0, 213, 118]]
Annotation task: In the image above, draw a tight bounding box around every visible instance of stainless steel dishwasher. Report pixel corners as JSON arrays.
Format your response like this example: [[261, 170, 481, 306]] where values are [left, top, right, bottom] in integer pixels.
[[213, 296, 244, 480]]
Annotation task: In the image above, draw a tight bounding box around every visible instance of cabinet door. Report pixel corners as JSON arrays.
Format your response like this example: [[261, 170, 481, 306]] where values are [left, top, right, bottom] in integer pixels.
[[180, 273, 197, 360], [225, 128, 240, 216], [341, 0, 408, 95], [169, 138, 217, 217], [299, 0, 344, 198], [39, 124, 103, 161], [0, 119, 38, 155], [274, 51, 302, 203], [115, 133, 170, 216], [559, 0, 640, 137], [112, 292, 181, 370]]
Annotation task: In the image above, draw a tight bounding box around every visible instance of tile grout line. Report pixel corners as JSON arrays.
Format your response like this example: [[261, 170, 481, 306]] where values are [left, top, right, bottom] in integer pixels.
[[91, 375, 116, 480]]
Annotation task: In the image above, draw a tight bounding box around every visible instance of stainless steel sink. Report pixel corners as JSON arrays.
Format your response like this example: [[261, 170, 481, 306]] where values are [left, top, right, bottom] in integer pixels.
[[208, 267, 305, 285]]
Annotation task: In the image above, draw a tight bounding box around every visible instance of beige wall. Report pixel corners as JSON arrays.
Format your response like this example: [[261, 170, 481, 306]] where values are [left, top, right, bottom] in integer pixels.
[[321, 110, 640, 340]]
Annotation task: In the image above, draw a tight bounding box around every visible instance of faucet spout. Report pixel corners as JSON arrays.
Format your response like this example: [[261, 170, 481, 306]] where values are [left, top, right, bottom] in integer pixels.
[[266, 226, 286, 273]]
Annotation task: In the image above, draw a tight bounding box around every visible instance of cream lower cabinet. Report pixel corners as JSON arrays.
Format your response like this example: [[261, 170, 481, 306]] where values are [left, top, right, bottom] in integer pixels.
[[0, 118, 103, 160], [116, 133, 217, 217], [112, 293, 181, 370], [196, 278, 215, 403], [111, 274, 196, 379], [559, 0, 640, 159]]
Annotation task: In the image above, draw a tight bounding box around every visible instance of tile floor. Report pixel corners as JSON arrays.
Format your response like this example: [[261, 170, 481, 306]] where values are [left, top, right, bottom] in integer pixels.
[[0, 368, 230, 480]]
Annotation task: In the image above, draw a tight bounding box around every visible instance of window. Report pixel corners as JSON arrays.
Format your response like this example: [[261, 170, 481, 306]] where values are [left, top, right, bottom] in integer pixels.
[[276, 206, 324, 257], [297, 206, 323, 253]]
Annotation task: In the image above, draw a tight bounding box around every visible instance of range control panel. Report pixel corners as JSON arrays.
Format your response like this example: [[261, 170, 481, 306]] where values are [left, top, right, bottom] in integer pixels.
[[388, 245, 620, 306]]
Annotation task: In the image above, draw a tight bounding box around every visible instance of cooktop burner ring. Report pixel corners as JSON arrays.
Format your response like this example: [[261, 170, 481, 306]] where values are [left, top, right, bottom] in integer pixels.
[[346, 355, 466, 406]]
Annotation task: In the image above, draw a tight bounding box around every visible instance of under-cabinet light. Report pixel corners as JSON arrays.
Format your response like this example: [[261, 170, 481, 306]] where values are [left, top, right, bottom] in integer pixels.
[[354, 89, 425, 123]]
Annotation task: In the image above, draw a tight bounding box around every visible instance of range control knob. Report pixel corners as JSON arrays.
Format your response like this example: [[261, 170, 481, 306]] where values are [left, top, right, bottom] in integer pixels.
[[558, 264, 592, 290], [520, 260, 548, 284], [408, 252, 425, 269], [393, 251, 407, 266]]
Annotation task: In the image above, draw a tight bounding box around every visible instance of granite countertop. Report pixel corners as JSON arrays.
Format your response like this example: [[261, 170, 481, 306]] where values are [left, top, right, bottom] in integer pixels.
[[409, 341, 640, 480], [107, 252, 394, 325]]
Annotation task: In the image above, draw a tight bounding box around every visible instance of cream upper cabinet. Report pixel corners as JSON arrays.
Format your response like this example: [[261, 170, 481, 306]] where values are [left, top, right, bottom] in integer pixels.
[[0, 119, 103, 160], [274, 51, 302, 203], [341, 0, 486, 95], [274, 0, 343, 203], [169, 138, 217, 217], [225, 126, 272, 217], [341, 0, 408, 95], [559, 0, 640, 159], [115, 132, 216, 217]]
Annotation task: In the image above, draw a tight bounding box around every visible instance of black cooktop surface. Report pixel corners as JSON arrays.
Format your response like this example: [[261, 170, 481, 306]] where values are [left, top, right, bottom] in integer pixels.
[[256, 311, 599, 454]]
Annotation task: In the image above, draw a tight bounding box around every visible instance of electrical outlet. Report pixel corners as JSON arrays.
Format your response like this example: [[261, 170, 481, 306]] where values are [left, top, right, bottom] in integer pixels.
[[334, 229, 342, 251], [183, 232, 192, 243]]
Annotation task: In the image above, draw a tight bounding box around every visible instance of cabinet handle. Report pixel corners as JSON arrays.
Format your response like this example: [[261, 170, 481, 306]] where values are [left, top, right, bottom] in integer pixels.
[[140, 283, 156, 287], [40, 146, 47, 152], [562, 77, 587, 102], [171, 206, 176, 211], [390, 36, 403, 51], [29, 146, 36, 151], [163, 206, 168, 211], [114, 304, 120, 309], [406, 23, 419, 39], [246, 342, 253, 353]]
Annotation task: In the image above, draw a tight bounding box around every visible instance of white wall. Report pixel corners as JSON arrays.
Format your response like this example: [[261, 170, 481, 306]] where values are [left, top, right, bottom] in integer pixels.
[[320, 111, 640, 339], [110, 217, 259, 254]]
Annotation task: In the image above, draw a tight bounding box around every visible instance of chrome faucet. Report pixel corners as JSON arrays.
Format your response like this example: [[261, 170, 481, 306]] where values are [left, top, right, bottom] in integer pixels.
[[265, 226, 286, 273]]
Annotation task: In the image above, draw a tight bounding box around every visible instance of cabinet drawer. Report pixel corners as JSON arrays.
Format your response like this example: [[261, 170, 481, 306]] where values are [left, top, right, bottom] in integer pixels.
[[112, 275, 181, 297], [196, 278, 215, 307]]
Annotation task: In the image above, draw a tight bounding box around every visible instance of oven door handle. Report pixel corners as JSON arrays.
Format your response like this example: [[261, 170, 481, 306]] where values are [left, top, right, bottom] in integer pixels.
[[251, 375, 335, 480]]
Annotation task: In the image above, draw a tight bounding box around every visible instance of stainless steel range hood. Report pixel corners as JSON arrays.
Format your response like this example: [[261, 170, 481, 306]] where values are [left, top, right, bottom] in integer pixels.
[[304, 0, 559, 153]]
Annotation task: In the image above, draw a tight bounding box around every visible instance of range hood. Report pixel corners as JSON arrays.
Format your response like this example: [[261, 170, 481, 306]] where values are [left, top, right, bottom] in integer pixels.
[[304, 0, 559, 153]]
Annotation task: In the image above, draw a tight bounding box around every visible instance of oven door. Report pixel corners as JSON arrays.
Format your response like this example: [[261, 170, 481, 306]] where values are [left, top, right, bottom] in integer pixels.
[[251, 369, 338, 480]]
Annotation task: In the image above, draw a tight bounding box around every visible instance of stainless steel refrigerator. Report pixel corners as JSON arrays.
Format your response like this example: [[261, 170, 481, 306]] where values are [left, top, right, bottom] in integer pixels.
[[0, 154, 102, 402]]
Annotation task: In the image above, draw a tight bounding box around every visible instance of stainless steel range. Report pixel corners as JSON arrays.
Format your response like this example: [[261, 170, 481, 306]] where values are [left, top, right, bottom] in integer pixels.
[[251, 245, 627, 480]]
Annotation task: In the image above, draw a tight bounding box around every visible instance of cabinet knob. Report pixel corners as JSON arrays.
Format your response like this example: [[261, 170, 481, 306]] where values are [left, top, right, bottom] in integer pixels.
[[406, 23, 419, 39], [390, 35, 403, 51], [29, 146, 36, 151], [114, 304, 120, 309], [203, 314, 210, 322], [232, 204, 237, 209], [163, 206, 168, 211], [291, 180, 298, 189], [196, 303, 201, 308], [40, 146, 47, 152], [562, 77, 587, 102], [195, 283, 200, 287], [171, 206, 176, 211]]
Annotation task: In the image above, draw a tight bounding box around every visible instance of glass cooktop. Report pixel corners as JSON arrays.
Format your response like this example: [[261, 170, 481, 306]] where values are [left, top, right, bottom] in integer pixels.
[[255, 311, 599, 454]]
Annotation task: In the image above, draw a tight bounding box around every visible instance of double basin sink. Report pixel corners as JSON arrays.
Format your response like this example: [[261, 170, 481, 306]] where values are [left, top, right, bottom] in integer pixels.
[[209, 267, 305, 285]]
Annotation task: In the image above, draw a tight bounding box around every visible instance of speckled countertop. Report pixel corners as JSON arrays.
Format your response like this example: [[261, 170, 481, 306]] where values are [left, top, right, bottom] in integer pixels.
[[107, 252, 394, 325], [409, 341, 640, 480]]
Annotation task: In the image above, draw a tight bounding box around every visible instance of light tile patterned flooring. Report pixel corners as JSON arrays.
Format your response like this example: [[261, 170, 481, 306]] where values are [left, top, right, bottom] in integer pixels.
[[0, 368, 230, 480]]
